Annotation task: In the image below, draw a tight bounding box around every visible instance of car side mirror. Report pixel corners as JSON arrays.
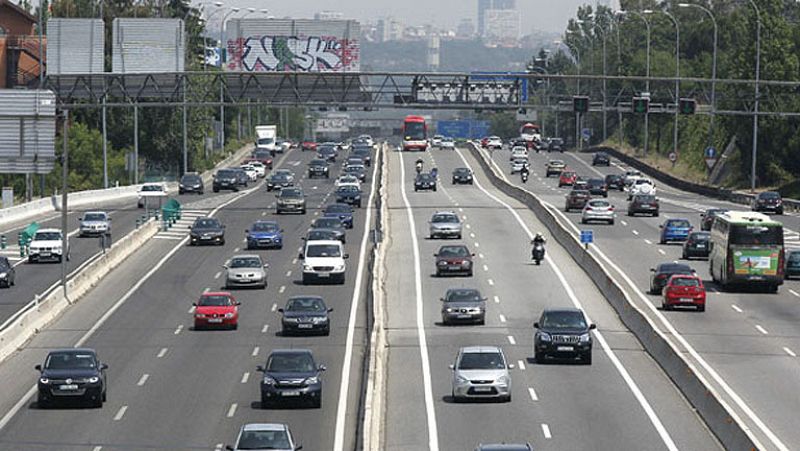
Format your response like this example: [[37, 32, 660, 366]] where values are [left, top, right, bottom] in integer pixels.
[[188, 225, 192, 229], [318, 365, 327, 371], [236, 302, 241, 306], [471, 253, 476, 257], [589, 324, 597, 330], [280, 229, 284, 233], [277, 308, 284, 313], [328, 308, 334, 312], [344, 254, 350, 259], [256, 365, 265, 372], [650, 268, 656, 272], [449, 364, 455, 370], [245, 230, 249, 234], [35, 364, 42, 371], [439, 298, 445, 302], [192, 302, 197, 306], [222, 265, 228, 269], [100, 363, 109, 370], [433, 253, 438, 257], [533, 322, 539, 328], [298, 253, 304, 259], [78, 217, 83, 221]]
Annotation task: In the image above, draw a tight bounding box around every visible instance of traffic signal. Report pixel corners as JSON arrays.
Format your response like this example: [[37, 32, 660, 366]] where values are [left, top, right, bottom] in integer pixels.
[[632, 97, 650, 114], [679, 98, 696, 115], [573, 96, 590, 113]]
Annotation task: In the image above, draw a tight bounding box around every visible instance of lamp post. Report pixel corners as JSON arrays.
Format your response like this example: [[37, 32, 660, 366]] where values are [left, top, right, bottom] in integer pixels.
[[678, 3, 717, 153], [240, 7, 256, 18], [644, 8, 680, 159], [527, 61, 549, 136], [617, 10, 651, 156], [746, 0, 761, 191], [219, 7, 240, 151], [203, 2, 225, 72], [586, 16, 608, 142]]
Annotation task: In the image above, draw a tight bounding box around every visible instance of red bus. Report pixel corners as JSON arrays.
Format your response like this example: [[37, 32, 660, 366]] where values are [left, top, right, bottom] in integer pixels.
[[520, 123, 541, 145], [402, 115, 428, 151]]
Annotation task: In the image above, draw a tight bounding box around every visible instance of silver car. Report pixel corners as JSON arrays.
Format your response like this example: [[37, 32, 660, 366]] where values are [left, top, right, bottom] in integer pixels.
[[441, 288, 486, 325], [429, 211, 463, 239], [224, 255, 268, 289], [450, 346, 513, 402], [228, 423, 299, 451], [510, 158, 529, 174], [79, 211, 111, 237], [581, 199, 616, 225]]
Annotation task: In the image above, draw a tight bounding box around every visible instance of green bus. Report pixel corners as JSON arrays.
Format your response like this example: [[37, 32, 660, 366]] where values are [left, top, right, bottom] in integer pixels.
[[709, 211, 784, 291]]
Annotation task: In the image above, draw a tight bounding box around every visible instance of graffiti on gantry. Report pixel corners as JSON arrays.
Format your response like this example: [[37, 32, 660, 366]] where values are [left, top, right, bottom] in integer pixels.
[[227, 35, 360, 72]]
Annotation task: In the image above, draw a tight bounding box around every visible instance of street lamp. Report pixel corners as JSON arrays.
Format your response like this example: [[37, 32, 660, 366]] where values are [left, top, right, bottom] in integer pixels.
[[219, 6, 240, 150], [678, 3, 717, 154], [240, 7, 256, 18], [585, 15, 609, 142], [617, 10, 651, 156], [746, 0, 761, 191], [203, 2, 225, 71], [644, 8, 680, 159]]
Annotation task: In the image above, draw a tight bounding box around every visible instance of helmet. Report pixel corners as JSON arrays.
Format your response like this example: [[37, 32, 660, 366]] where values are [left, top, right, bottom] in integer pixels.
[[535, 232, 544, 239]]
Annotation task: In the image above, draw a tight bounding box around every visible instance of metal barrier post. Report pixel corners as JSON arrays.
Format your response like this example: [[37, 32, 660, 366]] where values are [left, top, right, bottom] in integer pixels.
[[0, 235, 6, 249]]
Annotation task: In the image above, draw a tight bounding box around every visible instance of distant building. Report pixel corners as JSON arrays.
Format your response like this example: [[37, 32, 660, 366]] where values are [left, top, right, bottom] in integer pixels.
[[377, 17, 404, 42], [477, 0, 515, 37], [426, 35, 440, 71], [456, 18, 476, 38], [314, 11, 344, 21], [0, 0, 44, 88], [484, 9, 520, 45]]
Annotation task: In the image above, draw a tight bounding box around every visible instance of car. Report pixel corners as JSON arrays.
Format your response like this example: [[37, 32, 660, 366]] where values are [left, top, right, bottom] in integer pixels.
[[304, 228, 340, 242], [258, 349, 325, 408], [682, 231, 711, 259], [662, 274, 706, 311], [700, 208, 728, 231], [301, 139, 318, 151], [246, 220, 283, 250], [649, 263, 695, 294], [193, 291, 240, 329], [78, 211, 111, 237], [240, 164, 259, 182], [452, 167, 473, 185], [434, 244, 474, 277], [752, 191, 783, 214], [317, 145, 337, 162], [251, 150, 274, 169], [545, 160, 566, 177], [265, 170, 295, 191], [558, 171, 577, 187], [213, 169, 241, 193], [275, 139, 291, 153], [345, 156, 364, 168], [573, 177, 588, 191], [247, 161, 267, 178], [279, 296, 333, 336], [275, 187, 306, 215], [415, 173, 437, 192], [510, 146, 528, 160], [344, 164, 367, 182], [308, 159, 330, 178], [564, 189, 590, 212], [226, 423, 301, 451], [486, 136, 503, 149], [623, 169, 642, 185], [533, 308, 595, 364], [605, 173, 625, 191], [224, 254, 268, 289], [335, 174, 361, 189], [659, 218, 693, 244], [28, 228, 69, 263], [440, 137, 455, 150], [510, 157, 529, 174], [324, 203, 355, 229], [475, 444, 534, 451], [581, 199, 615, 225], [231, 168, 250, 187], [429, 211, 463, 239], [189, 217, 225, 246], [627, 178, 656, 200], [310, 217, 346, 243], [179, 173, 204, 195], [480, 136, 490, 148], [450, 346, 512, 402], [627, 194, 659, 217], [335, 185, 363, 208], [441, 288, 486, 325], [585, 178, 608, 197], [592, 152, 610, 166], [357, 134, 374, 147], [546, 137, 564, 152], [431, 135, 444, 147], [36, 348, 108, 408], [0, 256, 14, 287], [786, 249, 800, 279], [299, 240, 348, 284], [352, 148, 372, 166], [137, 182, 167, 207]]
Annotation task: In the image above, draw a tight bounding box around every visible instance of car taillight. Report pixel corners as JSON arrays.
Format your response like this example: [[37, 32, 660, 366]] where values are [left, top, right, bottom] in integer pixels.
[[778, 249, 785, 277], [609, 206, 615, 211], [727, 253, 734, 277]]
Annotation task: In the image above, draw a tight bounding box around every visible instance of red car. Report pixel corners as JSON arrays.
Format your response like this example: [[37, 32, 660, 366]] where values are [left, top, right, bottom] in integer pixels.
[[193, 292, 240, 330], [302, 140, 318, 152], [558, 171, 577, 187], [662, 275, 706, 312], [249, 151, 274, 169]]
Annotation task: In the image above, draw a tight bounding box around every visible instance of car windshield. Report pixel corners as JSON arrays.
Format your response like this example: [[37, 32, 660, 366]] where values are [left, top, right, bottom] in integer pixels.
[[730, 224, 783, 245], [418, 174, 433, 181], [446, 289, 482, 303], [658, 264, 692, 275], [306, 244, 342, 258], [271, 173, 290, 181], [181, 175, 200, 183], [254, 151, 271, 160], [199, 295, 233, 307], [237, 430, 291, 450], [540, 311, 588, 329], [337, 186, 360, 193], [562, 172, 576, 178], [314, 218, 341, 229], [454, 168, 469, 174], [34, 231, 61, 241], [230, 257, 262, 268], [141, 184, 163, 191], [279, 189, 302, 199], [438, 246, 469, 257], [83, 213, 106, 221], [252, 222, 279, 233], [760, 192, 780, 199], [326, 205, 351, 214], [667, 220, 691, 228], [635, 195, 656, 203], [257, 138, 274, 145], [671, 277, 700, 287], [432, 214, 459, 224], [267, 353, 316, 372], [458, 352, 505, 370], [310, 159, 327, 166], [287, 297, 326, 312], [45, 351, 96, 370], [194, 219, 220, 228]]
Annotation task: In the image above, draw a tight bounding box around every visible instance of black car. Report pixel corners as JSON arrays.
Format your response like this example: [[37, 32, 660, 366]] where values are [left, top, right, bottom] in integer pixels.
[[344, 164, 367, 182], [627, 194, 660, 217], [335, 185, 363, 208], [649, 263, 695, 294], [752, 191, 783, 214], [592, 152, 610, 166], [452, 167, 474, 185], [352, 148, 372, 166], [605, 174, 624, 191], [317, 146, 337, 162], [533, 308, 595, 364], [266, 170, 295, 191], [275, 187, 307, 215], [0, 256, 15, 288], [415, 173, 437, 192], [682, 231, 711, 259], [189, 217, 226, 245], [585, 178, 608, 197], [279, 296, 333, 336], [786, 249, 800, 279], [232, 168, 249, 187], [212, 169, 240, 192], [700, 208, 728, 231], [179, 173, 204, 195], [324, 203, 355, 228], [310, 217, 346, 243], [308, 159, 330, 179], [547, 138, 564, 153], [257, 349, 325, 408], [304, 229, 340, 242], [36, 348, 108, 408], [345, 157, 364, 167]]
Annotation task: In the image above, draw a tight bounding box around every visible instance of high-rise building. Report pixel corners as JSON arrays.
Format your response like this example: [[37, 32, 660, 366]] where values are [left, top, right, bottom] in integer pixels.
[[314, 11, 345, 20], [477, 0, 516, 37], [484, 9, 520, 44], [377, 17, 404, 42]]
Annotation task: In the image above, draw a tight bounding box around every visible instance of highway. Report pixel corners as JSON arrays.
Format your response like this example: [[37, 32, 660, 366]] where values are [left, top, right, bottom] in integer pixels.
[[381, 146, 720, 450], [0, 146, 375, 450], [485, 144, 800, 450]]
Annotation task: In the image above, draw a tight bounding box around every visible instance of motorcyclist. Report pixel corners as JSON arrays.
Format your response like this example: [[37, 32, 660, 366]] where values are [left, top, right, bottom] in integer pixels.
[[531, 232, 546, 246], [415, 158, 424, 174], [520, 164, 530, 182], [431, 167, 438, 179]]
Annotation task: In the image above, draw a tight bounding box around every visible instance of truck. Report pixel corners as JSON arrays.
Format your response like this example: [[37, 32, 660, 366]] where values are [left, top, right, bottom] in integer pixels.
[[255, 125, 278, 155]]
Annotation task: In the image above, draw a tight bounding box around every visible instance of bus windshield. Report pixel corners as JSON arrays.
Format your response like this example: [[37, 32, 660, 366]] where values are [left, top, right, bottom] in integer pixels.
[[729, 225, 783, 246], [404, 122, 425, 140]]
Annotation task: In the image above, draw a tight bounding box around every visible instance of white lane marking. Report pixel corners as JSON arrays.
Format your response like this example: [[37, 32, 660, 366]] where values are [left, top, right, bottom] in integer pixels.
[[285, 270, 292, 277], [755, 325, 768, 335], [241, 372, 250, 384], [632, 230, 640, 235], [789, 289, 800, 298], [482, 264, 489, 272], [498, 314, 507, 323], [517, 359, 526, 370], [93, 446, 103, 451], [507, 335, 516, 345], [252, 346, 260, 357], [157, 348, 168, 358], [214, 271, 221, 279], [261, 324, 269, 333], [279, 285, 286, 294], [174, 324, 184, 335], [478, 253, 485, 259], [261, 212, 267, 216], [469, 232, 476, 238], [644, 239, 652, 245], [493, 296, 500, 304], [226, 403, 238, 418], [233, 247, 240, 252], [113, 405, 128, 421], [136, 374, 149, 386], [731, 304, 743, 313], [394, 152, 440, 451], [465, 224, 472, 229], [621, 220, 628, 226], [783, 347, 797, 357], [528, 387, 539, 401], [203, 287, 210, 293], [455, 148, 680, 451], [292, 258, 298, 265], [459, 207, 464, 212], [541, 423, 552, 439], [657, 249, 666, 255], [187, 306, 195, 314], [271, 303, 278, 312], [474, 242, 480, 248], [333, 146, 381, 451], [487, 278, 494, 286]]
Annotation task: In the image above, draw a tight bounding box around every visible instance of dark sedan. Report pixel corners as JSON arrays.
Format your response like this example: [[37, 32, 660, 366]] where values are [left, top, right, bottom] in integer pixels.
[[786, 249, 800, 279], [586, 178, 608, 197], [310, 217, 346, 243], [682, 231, 711, 259], [279, 296, 333, 336], [452, 167, 474, 185], [352, 148, 372, 166], [592, 152, 610, 166], [605, 174, 624, 191], [565, 189, 591, 212], [533, 308, 595, 364], [36, 348, 108, 408], [189, 217, 225, 245], [179, 173, 204, 195], [415, 173, 437, 192], [258, 349, 325, 408], [317, 146, 337, 162], [212, 169, 240, 192], [752, 191, 783, 215], [434, 245, 474, 277], [700, 208, 728, 231], [649, 263, 695, 294], [0, 256, 15, 288], [324, 203, 354, 228], [335, 185, 363, 208], [627, 194, 659, 217], [265, 170, 295, 191], [308, 159, 330, 179]]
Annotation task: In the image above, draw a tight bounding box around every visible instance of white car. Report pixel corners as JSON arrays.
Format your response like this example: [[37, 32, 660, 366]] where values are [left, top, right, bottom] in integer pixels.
[[510, 146, 528, 160], [358, 135, 374, 147], [28, 228, 69, 263], [627, 179, 656, 200], [487, 136, 503, 149], [248, 161, 267, 178], [581, 199, 616, 225], [300, 240, 348, 285], [440, 138, 455, 150], [623, 170, 643, 186], [240, 165, 259, 182], [431, 135, 444, 148], [335, 175, 361, 188], [137, 182, 167, 208], [510, 158, 529, 174]]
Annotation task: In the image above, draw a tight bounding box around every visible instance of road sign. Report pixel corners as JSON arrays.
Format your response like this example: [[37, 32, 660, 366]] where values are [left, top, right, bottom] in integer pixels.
[[668, 152, 677, 163], [705, 158, 718, 170], [704, 146, 716, 159], [580, 230, 594, 245], [581, 128, 592, 141]]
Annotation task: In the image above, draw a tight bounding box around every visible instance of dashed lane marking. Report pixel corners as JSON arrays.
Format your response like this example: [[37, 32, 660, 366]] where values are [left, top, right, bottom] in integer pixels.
[[279, 286, 286, 294], [226, 403, 238, 418], [261, 324, 269, 333], [113, 406, 128, 421], [137, 374, 149, 386], [252, 346, 260, 357], [498, 314, 506, 323], [507, 335, 516, 345], [493, 296, 500, 304], [755, 325, 768, 335], [157, 348, 168, 358], [784, 347, 797, 357], [731, 305, 743, 313], [241, 372, 250, 384], [517, 360, 526, 370], [528, 387, 539, 401], [541, 424, 552, 439], [174, 325, 183, 335]]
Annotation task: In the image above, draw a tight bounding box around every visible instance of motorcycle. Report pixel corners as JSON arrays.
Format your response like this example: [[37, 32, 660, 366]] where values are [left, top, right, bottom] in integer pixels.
[[521, 171, 529, 183], [415, 162, 423, 174], [531, 241, 545, 265]]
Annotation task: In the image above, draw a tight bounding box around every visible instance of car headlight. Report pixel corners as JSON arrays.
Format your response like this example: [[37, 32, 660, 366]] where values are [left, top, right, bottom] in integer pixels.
[[456, 374, 470, 384], [446, 308, 456, 313], [538, 332, 552, 342], [334, 264, 345, 272], [438, 261, 448, 266], [305, 376, 319, 385], [497, 375, 510, 385], [262, 376, 276, 385], [39, 377, 50, 384], [303, 264, 314, 272], [88, 376, 100, 384], [312, 317, 327, 323], [195, 313, 206, 318], [579, 333, 592, 343], [0, 272, 6, 279], [224, 313, 235, 318], [461, 260, 471, 267], [354, 195, 361, 199]]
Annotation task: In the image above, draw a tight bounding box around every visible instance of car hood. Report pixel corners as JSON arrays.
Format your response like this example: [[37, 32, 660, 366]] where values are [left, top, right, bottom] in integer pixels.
[[455, 368, 507, 380], [30, 240, 62, 247], [196, 305, 236, 315], [305, 256, 344, 266], [539, 327, 588, 335], [228, 267, 265, 277], [325, 213, 353, 221], [337, 191, 361, 198], [279, 197, 304, 203], [283, 310, 328, 320], [41, 368, 101, 379]]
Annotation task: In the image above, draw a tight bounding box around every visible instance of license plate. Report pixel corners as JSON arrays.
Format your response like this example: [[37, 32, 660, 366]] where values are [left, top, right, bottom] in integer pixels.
[[457, 314, 471, 319], [473, 387, 492, 392], [208, 318, 223, 323], [282, 391, 301, 397], [41, 252, 51, 257], [680, 298, 695, 303], [448, 266, 461, 270], [696, 244, 706, 249], [557, 346, 574, 352], [298, 324, 313, 329], [317, 272, 330, 278], [59, 384, 78, 390]]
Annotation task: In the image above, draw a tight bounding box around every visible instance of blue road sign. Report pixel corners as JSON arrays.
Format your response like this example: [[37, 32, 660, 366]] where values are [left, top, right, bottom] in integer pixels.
[[437, 120, 490, 139], [582, 128, 592, 141], [704, 146, 716, 158], [580, 230, 594, 244]]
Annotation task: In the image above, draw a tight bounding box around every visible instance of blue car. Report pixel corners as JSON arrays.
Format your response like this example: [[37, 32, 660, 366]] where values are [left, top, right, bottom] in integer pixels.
[[659, 218, 692, 244], [323, 203, 354, 229], [246, 220, 283, 249]]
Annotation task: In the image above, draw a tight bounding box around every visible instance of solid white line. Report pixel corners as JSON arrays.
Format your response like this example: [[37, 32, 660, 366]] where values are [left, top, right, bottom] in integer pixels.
[[113, 405, 128, 421], [541, 423, 552, 439], [93, 446, 103, 451], [157, 348, 168, 358], [252, 346, 260, 357], [528, 387, 539, 401], [174, 324, 184, 335], [226, 403, 238, 418], [393, 152, 439, 451], [292, 258, 298, 265], [755, 325, 768, 335], [517, 359, 526, 370], [498, 314, 507, 323], [493, 296, 500, 304], [731, 304, 744, 313], [507, 335, 516, 345], [136, 374, 149, 386], [187, 306, 195, 314], [783, 347, 797, 357], [241, 372, 250, 384], [261, 324, 269, 333]]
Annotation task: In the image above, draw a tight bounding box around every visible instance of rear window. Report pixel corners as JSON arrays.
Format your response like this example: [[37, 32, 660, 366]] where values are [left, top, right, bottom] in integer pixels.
[[671, 277, 700, 287], [759, 192, 780, 199], [589, 200, 610, 207], [635, 195, 656, 203], [788, 251, 800, 263], [667, 220, 691, 228], [729, 224, 783, 246]]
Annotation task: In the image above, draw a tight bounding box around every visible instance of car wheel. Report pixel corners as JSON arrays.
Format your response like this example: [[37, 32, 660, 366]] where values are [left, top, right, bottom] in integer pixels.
[[682, 251, 687, 259], [313, 396, 322, 409], [580, 218, 586, 224], [102, 391, 107, 402], [301, 209, 307, 215], [654, 212, 659, 217], [232, 323, 238, 330], [467, 269, 473, 277], [220, 238, 225, 246], [609, 219, 614, 225], [582, 352, 593, 365], [662, 301, 670, 310], [302, 274, 310, 285], [627, 211, 632, 217], [261, 397, 270, 409], [92, 396, 103, 408], [213, 188, 219, 193], [659, 239, 665, 245], [37, 395, 49, 409], [503, 394, 512, 403]]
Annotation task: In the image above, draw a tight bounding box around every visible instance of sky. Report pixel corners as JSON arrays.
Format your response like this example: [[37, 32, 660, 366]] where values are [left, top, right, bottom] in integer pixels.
[[197, 0, 619, 34]]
